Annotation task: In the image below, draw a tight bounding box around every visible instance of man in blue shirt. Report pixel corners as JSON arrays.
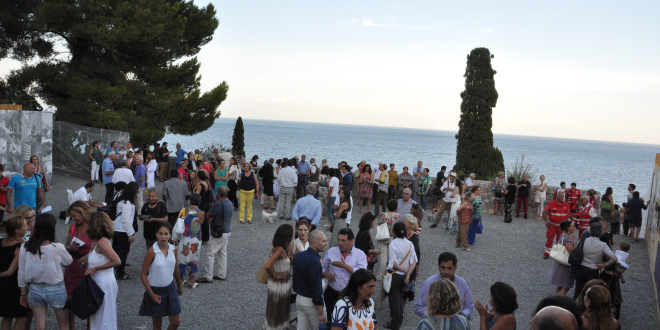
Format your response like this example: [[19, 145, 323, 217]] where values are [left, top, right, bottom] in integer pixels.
[[102, 151, 118, 204], [297, 154, 311, 198], [133, 154, 147, 212], [6, 163, 45, 212], [414, 252, 474, 320], [293, 230, 328, 329], [292, 185, 322, 229], [199, 186, 234, 283], [175, 143, 187, 167]]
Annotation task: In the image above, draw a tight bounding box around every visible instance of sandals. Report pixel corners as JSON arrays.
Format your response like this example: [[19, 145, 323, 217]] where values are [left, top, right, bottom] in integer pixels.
[[213, 275, 226, 281], [117, 275, 131, 280], [196, 278, 213, 284], [188, 282, 198, 289]]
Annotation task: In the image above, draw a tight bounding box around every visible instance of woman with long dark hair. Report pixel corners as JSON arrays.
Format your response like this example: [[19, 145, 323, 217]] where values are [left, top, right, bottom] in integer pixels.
[[0, 215, 29, 330], [355, 212, 379, 272], [18, 213, 73, 330], [475, 281, 518, 330], [330, 269, 377, 330], [113, 181, 138, 280], [331, 186, 352, 233], [600, 187, 614, 232], [581, 285, 619, 330], [264, 224, 294, 330]]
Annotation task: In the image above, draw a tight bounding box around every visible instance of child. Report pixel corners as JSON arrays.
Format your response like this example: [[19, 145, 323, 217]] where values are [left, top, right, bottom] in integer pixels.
[[614, 242, 631, 283], [611, 204, 622, 235]]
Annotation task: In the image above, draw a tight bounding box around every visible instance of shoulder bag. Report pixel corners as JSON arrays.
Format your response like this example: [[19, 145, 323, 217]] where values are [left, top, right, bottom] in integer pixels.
[[172, 208, 186, 242], [568, 237, 586, 268], [256, 253, 272, 284], [383, 242, 412, 293], [549, 235, 571, 266], [375, 221, 389, 241], [68, 274, 105, 319]]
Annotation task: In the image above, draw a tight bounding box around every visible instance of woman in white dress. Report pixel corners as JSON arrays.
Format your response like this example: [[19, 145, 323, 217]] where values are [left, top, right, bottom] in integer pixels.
[[535, 175, 548, 221], [83, 212, 120, 330], [146, 153, 158, 188], [448, 178, 464, 235]]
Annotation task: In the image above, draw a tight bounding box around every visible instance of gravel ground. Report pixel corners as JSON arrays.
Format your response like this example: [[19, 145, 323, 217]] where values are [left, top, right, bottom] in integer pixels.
[[31, 172, 658, 329]]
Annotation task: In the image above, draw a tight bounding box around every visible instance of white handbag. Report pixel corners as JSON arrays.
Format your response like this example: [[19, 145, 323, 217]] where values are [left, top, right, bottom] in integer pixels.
[[375, 223, 389, 241], [549, 236, 571, 266], [171, 208, 186, 242]]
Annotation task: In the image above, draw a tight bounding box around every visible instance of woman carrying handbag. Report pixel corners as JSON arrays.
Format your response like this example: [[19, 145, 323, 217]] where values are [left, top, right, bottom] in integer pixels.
[[549, 220, 577, 295]]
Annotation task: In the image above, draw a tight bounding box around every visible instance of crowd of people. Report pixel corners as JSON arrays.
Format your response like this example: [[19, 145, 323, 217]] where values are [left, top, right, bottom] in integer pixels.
[[0, 140, 649, 329]]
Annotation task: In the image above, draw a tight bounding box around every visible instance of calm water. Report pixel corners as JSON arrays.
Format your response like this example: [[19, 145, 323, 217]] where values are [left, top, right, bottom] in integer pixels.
[[164, 118, 659, 204]]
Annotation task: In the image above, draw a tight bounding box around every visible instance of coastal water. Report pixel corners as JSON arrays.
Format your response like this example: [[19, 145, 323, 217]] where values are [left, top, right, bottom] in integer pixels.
[[164, 118, 658, 204]]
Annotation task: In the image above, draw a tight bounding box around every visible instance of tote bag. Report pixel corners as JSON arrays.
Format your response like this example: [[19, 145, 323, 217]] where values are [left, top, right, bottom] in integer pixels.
[[549, 236, 571, 266], [69, 275, 105, 319], [375, 223, 389, 241]]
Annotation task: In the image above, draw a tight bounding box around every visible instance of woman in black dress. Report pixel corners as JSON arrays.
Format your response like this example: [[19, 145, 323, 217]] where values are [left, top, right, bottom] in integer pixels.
[[503, 176, 517, 223], [193, 170, 211, 241], [355, 212, 379, 272], [0, 215, 30, 329]]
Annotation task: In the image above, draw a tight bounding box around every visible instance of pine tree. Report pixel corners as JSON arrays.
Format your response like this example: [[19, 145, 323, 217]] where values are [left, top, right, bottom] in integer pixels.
[[454, 47, 504, 179], [1, 0, 228, 145], [231, 117, 245, 156]]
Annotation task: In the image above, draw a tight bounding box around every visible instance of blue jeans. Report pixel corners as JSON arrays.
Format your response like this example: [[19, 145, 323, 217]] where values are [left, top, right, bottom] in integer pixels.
[[419, 194, 427, 210], [27, 282, 67, 309], [327, 196, 337, 225]]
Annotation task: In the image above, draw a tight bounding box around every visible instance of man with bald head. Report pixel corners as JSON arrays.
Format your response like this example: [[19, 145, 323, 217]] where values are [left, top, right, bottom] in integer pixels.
[[532, 306, 579, 330], [6, 162, 47, 213], [293, 230, 328, 330]]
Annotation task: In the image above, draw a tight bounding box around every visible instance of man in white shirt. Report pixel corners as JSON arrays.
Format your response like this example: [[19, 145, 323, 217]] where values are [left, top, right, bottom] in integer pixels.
[[118, 142, 134, 161], [371, 162, 382, 204], [374, 163, 389, 217], [218, 148, 233, 166], [431, 172, 457, 228], [112, 160, 136, 185], [277, 158, 298, 220], [72, 182, 103, 208], [465, 173, 476, 190]]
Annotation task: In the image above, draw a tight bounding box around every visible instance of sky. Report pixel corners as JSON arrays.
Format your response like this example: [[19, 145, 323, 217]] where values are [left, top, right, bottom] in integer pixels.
[[2, 1, 659, 144]]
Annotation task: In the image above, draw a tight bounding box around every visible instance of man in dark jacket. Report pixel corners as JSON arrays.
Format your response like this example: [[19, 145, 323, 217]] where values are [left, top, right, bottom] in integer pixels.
[[626, 191, 649, 243], [259, 158, 275, 210]]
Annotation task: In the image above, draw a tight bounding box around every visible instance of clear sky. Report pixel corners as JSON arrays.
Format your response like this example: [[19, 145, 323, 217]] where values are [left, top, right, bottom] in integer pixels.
[[2, 1, 659, 144]]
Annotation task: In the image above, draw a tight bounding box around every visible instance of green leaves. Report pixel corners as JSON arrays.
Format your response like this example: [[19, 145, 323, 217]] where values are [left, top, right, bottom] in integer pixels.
[[1, 0, 227, 146], [232, 117, 245, 155], [454, 47, 503, 180]]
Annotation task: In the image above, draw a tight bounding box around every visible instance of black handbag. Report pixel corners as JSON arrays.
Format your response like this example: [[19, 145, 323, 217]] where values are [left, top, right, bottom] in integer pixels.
[[568, 237, 586, 268], [68, 275, 105, 319]]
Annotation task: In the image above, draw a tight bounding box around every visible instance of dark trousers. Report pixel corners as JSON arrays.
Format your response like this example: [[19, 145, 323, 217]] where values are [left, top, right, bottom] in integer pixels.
[[388, 185, 396, 200], [372, 183, 379, 204], [104, 183, 115, 204], [387, 273, 406, 329], [228, 180, 239, 209], [374, 190, 388, 216], [297, 176, 309, 198], [0, 205, 5, 221], [323, 288, 341, 319], [573, 266, 600, 300], [112, 232, 131, 278], [516, 197, 528, 216], [611, 222, 621, 235], [623, 218, 629, 235]]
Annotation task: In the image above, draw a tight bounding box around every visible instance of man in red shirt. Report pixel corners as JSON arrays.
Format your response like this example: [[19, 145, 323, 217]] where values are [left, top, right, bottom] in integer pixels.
[[576, 196, 597, 239], [565, 183, 581, 214], [0, 164, 10, 219], [543, 191, 571, 258]]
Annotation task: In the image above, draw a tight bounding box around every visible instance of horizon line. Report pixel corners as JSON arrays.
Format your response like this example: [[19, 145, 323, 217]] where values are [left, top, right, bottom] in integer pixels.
[[210, 116, 660, 148]]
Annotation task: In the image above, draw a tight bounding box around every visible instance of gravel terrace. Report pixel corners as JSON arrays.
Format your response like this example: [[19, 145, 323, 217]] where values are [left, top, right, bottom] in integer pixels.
[[31, 172, 658, 329]]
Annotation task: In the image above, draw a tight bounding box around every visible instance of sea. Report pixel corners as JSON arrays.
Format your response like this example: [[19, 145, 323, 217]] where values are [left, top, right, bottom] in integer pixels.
[[164, 117, 659, 204]]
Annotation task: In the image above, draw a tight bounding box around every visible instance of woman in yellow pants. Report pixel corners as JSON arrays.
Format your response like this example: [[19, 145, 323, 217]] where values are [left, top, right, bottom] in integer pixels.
[[237, 163, 260, 224]]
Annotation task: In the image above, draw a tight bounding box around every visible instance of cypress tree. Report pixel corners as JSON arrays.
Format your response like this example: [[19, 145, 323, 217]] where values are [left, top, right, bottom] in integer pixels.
[[231, 117, 245, 155], [454, 47, 504, 179]]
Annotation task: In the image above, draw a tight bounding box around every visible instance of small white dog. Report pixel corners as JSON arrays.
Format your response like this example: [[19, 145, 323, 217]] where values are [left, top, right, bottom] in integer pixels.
[[262, 211, 278, 224]]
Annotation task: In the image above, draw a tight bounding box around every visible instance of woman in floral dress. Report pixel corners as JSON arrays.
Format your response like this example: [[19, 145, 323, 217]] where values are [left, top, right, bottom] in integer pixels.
[[176, 193, 205, 288], [358, 164, 373, 213], [317, 166, 329, 218]]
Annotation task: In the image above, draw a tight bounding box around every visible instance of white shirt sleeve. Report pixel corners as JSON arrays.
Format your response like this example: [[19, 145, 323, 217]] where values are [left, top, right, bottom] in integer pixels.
[[121, 202, 136, 236]]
